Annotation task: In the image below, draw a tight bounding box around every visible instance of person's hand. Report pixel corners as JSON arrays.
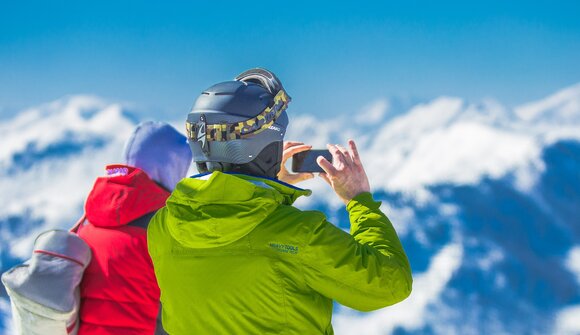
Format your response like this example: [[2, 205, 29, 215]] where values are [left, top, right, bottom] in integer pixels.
[[277, 141, 315, 185], [317, 139, 371, 204]]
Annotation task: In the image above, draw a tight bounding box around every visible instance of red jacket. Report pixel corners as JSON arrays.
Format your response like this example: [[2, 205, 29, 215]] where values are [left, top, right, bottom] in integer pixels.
[[77, 165, 170, 335]]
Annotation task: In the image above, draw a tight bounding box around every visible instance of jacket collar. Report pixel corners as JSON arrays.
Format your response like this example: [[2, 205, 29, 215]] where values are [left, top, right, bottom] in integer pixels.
[[85, 165, 170, 227]]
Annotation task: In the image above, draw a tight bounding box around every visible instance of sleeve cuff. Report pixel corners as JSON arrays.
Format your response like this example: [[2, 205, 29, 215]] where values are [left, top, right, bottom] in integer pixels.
[[346, 192, 381, 211]]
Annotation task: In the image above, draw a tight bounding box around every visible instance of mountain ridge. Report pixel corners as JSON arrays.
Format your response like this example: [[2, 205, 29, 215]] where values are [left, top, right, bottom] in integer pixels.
[[1, 83, 580, 334]]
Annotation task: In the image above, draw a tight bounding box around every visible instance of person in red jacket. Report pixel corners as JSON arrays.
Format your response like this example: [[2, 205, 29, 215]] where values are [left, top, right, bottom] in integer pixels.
[[77, 121, 192, 335]]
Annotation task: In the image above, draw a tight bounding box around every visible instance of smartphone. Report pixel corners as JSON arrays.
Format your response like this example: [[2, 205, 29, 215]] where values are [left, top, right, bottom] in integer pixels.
[[292, 149, 333, 173]]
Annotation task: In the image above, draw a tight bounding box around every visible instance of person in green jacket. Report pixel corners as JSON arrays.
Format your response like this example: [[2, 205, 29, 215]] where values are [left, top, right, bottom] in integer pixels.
[[147, 68, 412, 334]]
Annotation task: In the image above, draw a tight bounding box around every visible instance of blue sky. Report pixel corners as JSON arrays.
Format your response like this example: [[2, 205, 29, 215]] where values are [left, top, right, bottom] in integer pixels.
[[1, 1, 579, 120]]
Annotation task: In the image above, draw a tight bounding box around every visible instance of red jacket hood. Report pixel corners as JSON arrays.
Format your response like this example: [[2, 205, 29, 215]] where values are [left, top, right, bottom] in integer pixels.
[[85, 165, 170, 227]]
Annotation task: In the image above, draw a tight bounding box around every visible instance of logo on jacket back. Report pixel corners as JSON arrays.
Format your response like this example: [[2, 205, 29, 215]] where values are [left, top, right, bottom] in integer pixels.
[[106, 166, 129, 177], [269, 243, 298, 255]]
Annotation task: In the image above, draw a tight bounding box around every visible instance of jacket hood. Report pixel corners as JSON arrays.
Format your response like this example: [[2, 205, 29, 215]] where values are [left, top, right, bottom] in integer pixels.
[[165, 172, 311, 248], [85, 165, 170, 227]]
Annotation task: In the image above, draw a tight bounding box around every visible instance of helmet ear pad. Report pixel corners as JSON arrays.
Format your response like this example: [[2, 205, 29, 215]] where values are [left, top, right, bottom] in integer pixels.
[[195, 141, 282, 179], [229, 141, 283, 179]]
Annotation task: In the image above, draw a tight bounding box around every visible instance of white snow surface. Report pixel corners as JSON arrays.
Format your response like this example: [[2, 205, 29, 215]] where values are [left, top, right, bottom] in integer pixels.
[[285, 83, 580, 195], [0, 95, 136, 258], [354, 99, 390, 125], [0, 95, 131, 166], [515, 83, 580, 123], [553, 305, 580, 335], [552, 246, 580, 335], [565, 246, 580, 286], [0, 299, 13, 335]]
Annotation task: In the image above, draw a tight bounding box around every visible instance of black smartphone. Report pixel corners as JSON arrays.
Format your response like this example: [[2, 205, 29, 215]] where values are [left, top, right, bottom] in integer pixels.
[[292, 149, 333, 173]]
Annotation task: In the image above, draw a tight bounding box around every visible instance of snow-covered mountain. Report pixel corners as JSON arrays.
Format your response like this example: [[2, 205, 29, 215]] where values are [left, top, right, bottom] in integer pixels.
[[1, 84, 580, 334]]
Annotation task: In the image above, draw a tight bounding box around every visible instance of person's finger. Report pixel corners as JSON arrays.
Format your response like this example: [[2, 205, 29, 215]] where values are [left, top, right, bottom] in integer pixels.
[[280, 153, 290, 166], [278, 164, 289, 174], [348, 139, 362, 165], [318, 172, 331, 185], [327, 144, 346, 166], [281, 154, 289, 165], [282, 144, 311, 164], [317, 156, 337, 176], [283, 141, 305, 150], [284, 144, 311, 157], [336, 145, 351, 165]]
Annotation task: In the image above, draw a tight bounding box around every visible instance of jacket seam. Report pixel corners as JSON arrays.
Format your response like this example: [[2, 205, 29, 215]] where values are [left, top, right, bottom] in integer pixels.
[[297, 214, 318, 290], [298, 214, 335, 333], [271, 260, 291, 334], [249, 221, 290, 334], [33, 250, 85, 267]]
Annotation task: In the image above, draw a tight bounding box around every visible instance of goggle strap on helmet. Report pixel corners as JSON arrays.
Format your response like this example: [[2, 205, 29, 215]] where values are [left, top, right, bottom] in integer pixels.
[[186, 89, 290, 144]]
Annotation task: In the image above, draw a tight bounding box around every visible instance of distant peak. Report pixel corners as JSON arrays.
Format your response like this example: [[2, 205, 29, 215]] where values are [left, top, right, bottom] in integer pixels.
[[0, 95, 137, 167], [514, 82, 580, 123]]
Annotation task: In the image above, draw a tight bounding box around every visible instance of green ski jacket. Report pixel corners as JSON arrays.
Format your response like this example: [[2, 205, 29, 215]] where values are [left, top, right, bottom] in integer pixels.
[[148, 171, 412, 334]]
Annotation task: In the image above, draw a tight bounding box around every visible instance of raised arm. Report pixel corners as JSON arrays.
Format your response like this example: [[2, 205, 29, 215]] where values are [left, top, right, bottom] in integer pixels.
[[300, 140, 412, 311]]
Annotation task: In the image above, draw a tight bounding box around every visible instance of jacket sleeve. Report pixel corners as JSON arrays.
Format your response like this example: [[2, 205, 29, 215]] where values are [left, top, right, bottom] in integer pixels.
[[300, 192, 412, 311]]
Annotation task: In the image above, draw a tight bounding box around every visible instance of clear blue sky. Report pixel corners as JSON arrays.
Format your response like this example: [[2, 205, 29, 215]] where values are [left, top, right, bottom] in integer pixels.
[[1, 1, 579, 120]]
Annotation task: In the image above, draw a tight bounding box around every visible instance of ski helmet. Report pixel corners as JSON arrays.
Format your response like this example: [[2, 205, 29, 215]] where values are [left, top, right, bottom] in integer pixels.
[[186, 68, 290, 178]]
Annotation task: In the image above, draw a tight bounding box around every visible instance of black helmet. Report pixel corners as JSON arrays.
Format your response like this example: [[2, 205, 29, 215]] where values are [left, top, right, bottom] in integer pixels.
[[186, 68, 291, 178]]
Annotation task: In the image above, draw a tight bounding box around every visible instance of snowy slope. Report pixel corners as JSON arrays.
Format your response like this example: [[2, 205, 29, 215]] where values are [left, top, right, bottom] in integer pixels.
[[288, 83, 580, 334], [289, 85, 580, 195], [0, 95, 136, 259], [2, 83, 580, 334]]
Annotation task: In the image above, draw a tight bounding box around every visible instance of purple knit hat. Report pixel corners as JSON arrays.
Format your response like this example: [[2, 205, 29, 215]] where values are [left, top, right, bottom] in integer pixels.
[[123, 121, 192, 191]]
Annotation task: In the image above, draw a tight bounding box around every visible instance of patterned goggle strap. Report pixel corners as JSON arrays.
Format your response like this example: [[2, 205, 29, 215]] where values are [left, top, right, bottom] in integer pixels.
[[186, 90, 290, 153]]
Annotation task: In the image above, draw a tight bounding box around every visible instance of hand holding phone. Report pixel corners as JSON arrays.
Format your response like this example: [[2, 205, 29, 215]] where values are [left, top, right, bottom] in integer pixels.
[[316, 140, 371, 204], [277, 141, 316, 185], [292, 149, 333, 173]]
